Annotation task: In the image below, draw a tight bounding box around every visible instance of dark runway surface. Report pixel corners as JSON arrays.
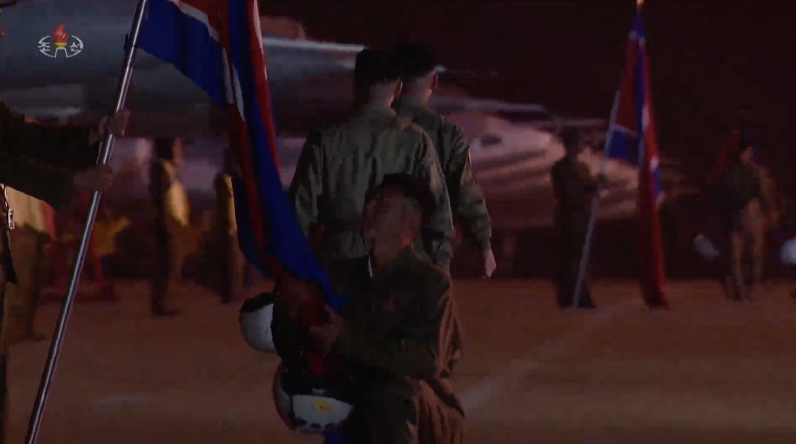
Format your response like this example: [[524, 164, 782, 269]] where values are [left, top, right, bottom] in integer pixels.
[[8, 279, 796, 443]]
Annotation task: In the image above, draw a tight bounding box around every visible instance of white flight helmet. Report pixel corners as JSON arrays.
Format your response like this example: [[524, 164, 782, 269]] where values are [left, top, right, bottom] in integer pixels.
[[693, 233, 720, 260], [780, 238, 796, 265], [239, 292, 276, 353], [273, 363, 355, 435]]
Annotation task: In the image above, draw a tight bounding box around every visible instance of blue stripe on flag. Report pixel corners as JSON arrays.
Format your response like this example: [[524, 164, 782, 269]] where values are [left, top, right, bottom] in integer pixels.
[[139, 0, 227, 107], [226, 0, 347, 312]]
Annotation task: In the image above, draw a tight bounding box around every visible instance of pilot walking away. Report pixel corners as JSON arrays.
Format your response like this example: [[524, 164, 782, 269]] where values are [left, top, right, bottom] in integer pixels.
[[392, 43, 495, 278], [288, 49, 455, 271], [550, 128, 605, 309]]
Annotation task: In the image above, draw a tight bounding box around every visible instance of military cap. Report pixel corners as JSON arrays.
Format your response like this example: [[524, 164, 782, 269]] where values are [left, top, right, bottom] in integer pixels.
[[354, 49, 401, 87]]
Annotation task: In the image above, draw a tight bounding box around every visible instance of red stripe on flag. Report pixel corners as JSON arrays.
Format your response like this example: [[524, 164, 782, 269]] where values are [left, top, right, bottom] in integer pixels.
[[246, 0, 280, 170], [638, 51, 667, 308]]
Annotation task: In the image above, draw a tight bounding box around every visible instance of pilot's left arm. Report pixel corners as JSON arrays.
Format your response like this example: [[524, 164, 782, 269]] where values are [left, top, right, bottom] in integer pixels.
[[288, 128, 325, 236], [445, 124, 492, 253]]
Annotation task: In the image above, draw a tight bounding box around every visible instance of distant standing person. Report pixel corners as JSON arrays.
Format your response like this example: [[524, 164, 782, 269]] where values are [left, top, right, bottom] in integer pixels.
[[550, 128, 604, 309], [393, 43, 495, 277], [708, 133, 774, 300], [149, 137, 190, 317], [212, 150, 245, 304]]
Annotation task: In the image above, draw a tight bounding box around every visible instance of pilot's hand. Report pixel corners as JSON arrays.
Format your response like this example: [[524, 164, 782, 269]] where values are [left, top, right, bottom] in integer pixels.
[[73, 164, 114, 193], [482, 248, 497, 278], [276, 274, 322, 318], [93, 110, 131, 142]]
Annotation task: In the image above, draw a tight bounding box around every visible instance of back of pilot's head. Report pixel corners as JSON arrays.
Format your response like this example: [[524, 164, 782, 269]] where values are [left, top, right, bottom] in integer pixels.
[[354, 49, 402, 97], [394, 43, 438, 87]]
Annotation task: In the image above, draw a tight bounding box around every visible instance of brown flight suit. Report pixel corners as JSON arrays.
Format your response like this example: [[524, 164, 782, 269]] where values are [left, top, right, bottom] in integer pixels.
[[550, 155, 598, 308], [393, 98, 491, 253], [149, 159, 191, 314], [273, 246, 465, 444], [0, 101, 100, 444], [212, 171, 244, 303], [288, 104, 455, 270]]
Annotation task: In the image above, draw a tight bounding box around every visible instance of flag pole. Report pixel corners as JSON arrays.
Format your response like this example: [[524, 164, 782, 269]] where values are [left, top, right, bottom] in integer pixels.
[[573, 0, 644, 308], [23, 1, 151, 443], [572, 94, 618, 309]]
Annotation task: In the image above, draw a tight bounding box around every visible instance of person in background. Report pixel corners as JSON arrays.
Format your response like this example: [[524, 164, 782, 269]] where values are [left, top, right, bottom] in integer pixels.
[[393, 43, 495, 278], [709, 132, 774, 301], [212, 150, 245, 304], [550, 128, 605, 309], [149, 137, 190, 317]]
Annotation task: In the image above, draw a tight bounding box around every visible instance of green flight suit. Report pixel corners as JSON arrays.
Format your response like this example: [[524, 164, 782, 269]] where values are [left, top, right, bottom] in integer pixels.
[[0, 102, 100, 444], [393, 97, 492, 252], [288, 104, 455, 269]]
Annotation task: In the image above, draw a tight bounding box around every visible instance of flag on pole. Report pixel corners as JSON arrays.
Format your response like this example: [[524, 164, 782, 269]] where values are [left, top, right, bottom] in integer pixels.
[[604, 11, 667, 308], [136, 0, 346, 311]]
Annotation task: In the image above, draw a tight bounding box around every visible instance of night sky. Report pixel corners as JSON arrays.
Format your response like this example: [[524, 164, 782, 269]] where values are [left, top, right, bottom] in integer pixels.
[[264, 0, 795, 193]]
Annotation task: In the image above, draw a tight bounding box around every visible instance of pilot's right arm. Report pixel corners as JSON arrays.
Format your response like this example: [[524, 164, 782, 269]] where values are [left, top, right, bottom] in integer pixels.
[[413, 131, 456, 270], [288, 129, 324, 236]]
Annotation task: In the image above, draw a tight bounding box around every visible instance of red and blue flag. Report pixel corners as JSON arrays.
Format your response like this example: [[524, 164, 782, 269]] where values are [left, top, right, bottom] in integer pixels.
[[604, 11, 667, 308], [137, 0, 347, 313]]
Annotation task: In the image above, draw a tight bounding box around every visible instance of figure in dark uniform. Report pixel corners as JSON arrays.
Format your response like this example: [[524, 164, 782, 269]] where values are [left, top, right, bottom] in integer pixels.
[[275, 174, 464, 444], [393, 43, 495, 277], [149, 137, 189, 317], [550, 128, 604, 309], [709, 134, 773, 301]]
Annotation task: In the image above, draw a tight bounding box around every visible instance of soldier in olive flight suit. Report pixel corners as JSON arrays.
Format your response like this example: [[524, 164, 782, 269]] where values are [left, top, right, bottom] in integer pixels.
[[393, 43, 495, 278], [276, 174, 464, 444], [288, 49, 455, 271]]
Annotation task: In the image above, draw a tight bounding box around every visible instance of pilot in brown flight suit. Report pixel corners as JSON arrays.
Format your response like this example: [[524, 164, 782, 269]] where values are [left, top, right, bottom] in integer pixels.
[[276, 174, 464, 444]]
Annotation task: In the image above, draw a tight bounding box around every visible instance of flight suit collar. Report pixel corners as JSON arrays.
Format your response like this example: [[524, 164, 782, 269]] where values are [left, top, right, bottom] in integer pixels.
[[355, 103, 396, 121], [367, 244, 417, 283], [393, 96, 429, 115]]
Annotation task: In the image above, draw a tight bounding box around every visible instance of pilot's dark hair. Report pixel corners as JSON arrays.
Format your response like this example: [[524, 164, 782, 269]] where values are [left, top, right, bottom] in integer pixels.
[[366, 173, 436, 227], [394, 43, 438, 83], [354, 49, 401, 89], [154, 137, 178, 161], [560, 127, 582, 150]]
